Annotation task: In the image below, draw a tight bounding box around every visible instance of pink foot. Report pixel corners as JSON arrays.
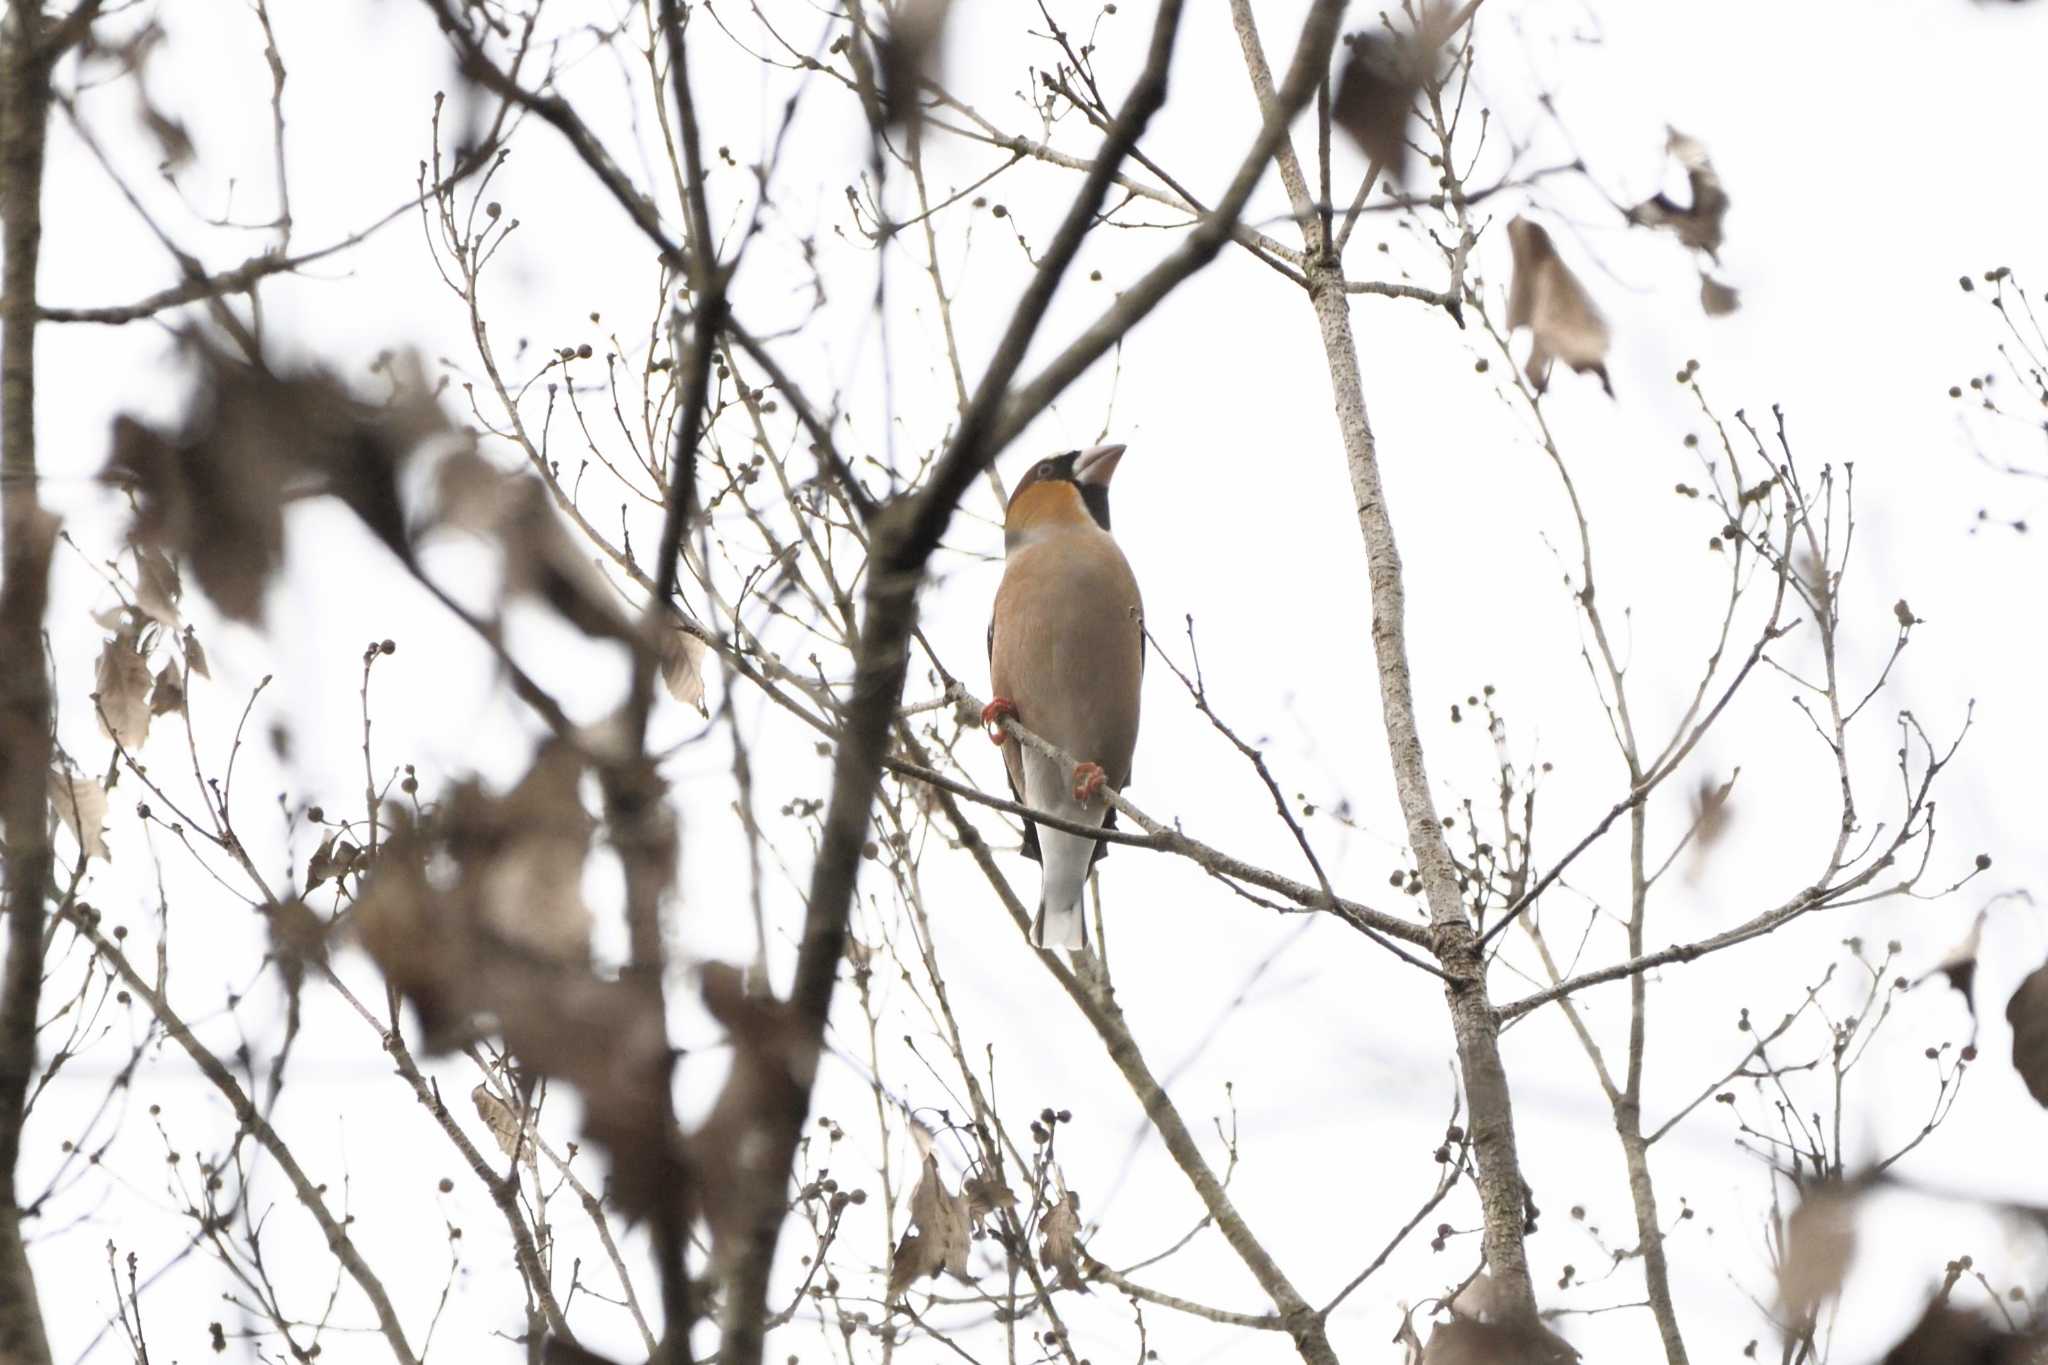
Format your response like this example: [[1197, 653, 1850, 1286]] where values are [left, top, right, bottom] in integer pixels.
[[980, 697, 1018, 745], [1072, 762, 1106, 804]]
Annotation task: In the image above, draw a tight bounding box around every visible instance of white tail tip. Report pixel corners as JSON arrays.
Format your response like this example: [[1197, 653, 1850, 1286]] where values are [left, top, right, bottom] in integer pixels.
[[1033, 895, 1085, 951]]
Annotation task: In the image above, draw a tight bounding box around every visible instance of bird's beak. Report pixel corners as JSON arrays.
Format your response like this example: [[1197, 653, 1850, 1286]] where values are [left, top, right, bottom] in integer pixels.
[[1073, 443, 1127, 486]]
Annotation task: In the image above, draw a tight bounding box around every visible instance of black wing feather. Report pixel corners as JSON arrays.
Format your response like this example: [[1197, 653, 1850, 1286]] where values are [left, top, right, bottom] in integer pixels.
[[990, 614, 1042, 862]]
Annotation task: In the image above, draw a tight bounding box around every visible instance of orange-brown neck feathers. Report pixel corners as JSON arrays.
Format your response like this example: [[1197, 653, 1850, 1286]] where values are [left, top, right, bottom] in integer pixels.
[[1005, 480, 1091, 541]]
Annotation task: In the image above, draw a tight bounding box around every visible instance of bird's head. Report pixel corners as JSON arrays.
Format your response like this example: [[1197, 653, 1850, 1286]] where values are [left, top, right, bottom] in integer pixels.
[[1004, 444, 1126, 546]]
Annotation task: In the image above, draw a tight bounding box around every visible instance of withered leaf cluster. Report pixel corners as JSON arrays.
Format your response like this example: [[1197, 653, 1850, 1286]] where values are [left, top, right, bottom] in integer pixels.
[[305, 830, 365, 892], [352, 741, 676, 1213], [103, 345, 708, 722], [104, 345, 449, 623], [1778, 1176, 2048, 1361], [1626, 128, 1741, 315], [1507, 217, 1612, 397], [434, 448, 639, 645], [1331, 8, 1454, 180], [689, 961, 817, 1264]]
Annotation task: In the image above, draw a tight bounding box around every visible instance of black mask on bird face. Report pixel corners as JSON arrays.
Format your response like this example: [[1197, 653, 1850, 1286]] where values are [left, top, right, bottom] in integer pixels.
[[1009, 443, 1126, 532]]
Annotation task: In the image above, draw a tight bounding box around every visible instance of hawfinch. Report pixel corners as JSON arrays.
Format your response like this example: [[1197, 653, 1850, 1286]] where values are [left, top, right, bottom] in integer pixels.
[[983, 444, 1143, 950]]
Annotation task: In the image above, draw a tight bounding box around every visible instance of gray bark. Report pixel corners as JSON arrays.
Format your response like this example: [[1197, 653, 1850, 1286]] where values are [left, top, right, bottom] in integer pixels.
[[0, 2, 57, 1358]]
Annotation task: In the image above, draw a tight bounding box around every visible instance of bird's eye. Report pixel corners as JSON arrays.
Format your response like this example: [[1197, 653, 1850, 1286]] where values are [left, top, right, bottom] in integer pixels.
[[1037, 461, 1054, 478]]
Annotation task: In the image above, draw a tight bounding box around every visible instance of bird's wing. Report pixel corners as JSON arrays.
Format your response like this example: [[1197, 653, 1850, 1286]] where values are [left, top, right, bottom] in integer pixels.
[[989, 609, 1041, 862], [1087, 619, 1141, 864]]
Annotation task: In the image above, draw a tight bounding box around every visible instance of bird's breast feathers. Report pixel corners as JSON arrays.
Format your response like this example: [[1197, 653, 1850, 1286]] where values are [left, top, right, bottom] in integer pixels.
[[988, 527, 1143, 781]]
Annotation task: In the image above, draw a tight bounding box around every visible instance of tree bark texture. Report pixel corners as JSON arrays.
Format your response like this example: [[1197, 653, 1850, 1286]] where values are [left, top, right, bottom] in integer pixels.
[[0, 2, 58, 1360]]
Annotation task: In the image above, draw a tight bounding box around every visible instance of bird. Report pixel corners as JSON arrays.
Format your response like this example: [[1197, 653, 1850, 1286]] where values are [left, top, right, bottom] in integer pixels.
[[983, 443, 1144, 951]]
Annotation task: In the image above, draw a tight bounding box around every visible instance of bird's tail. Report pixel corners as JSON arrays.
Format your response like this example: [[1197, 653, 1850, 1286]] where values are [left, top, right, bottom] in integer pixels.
[[1033, 825, 1095, 951]]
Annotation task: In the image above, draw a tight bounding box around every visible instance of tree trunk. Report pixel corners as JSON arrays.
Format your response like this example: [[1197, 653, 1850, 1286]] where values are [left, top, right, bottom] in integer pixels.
[[0, 3, 58, 1360]]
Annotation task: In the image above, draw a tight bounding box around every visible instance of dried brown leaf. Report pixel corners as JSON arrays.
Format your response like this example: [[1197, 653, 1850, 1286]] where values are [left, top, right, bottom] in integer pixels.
[[141, 105, 194, 170], [353, 808, 678, 1216], [95, 620, 153, 752], [451, 740, 595, 964], [1330, 11, 1451, 180], [499, 481, 633, 642], [2006, 956, 2048, 1108], [1881, 1302, 2048, 1364], [265, 897, 328, 1001], [434, 447, 522, 535], [1420, 1317, 1579, 1365], [1038, 1190, 1085, 1292], [1689, 770, 1738, 857], [1701, 274, 1741, 316], [351, 822, 455, 1031], [134, 544, 181, 628], [1780, 1182, 1862, 1314], [181, 624, 210, 679], [1917, 909, 1988, 1020], [963, 1171, 1018, 1221], [1627, 128, 1729, 260], [660, 625, 708, 712], [305, 832, 363, 892], [1448, 1271, 1500, 1321], [1507, 217, 1612, 397], [104, 346, 446, 622], [149, 661, 185, 717], [693, 963, 817, 1257], [889, 1152, 971, 1297], [876, 0, 953, 130], [48, 768, 111, 863], [472, 1083, 531, 1161]]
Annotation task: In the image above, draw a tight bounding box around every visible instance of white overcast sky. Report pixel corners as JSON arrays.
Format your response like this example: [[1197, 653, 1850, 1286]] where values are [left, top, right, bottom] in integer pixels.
[[20, 1, 2048, 1362]]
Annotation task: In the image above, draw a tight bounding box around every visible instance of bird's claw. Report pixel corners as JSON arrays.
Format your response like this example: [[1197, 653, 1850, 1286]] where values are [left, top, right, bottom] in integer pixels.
[[1072, 762, 1106, 804], [980, 696, 1018, 745]]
